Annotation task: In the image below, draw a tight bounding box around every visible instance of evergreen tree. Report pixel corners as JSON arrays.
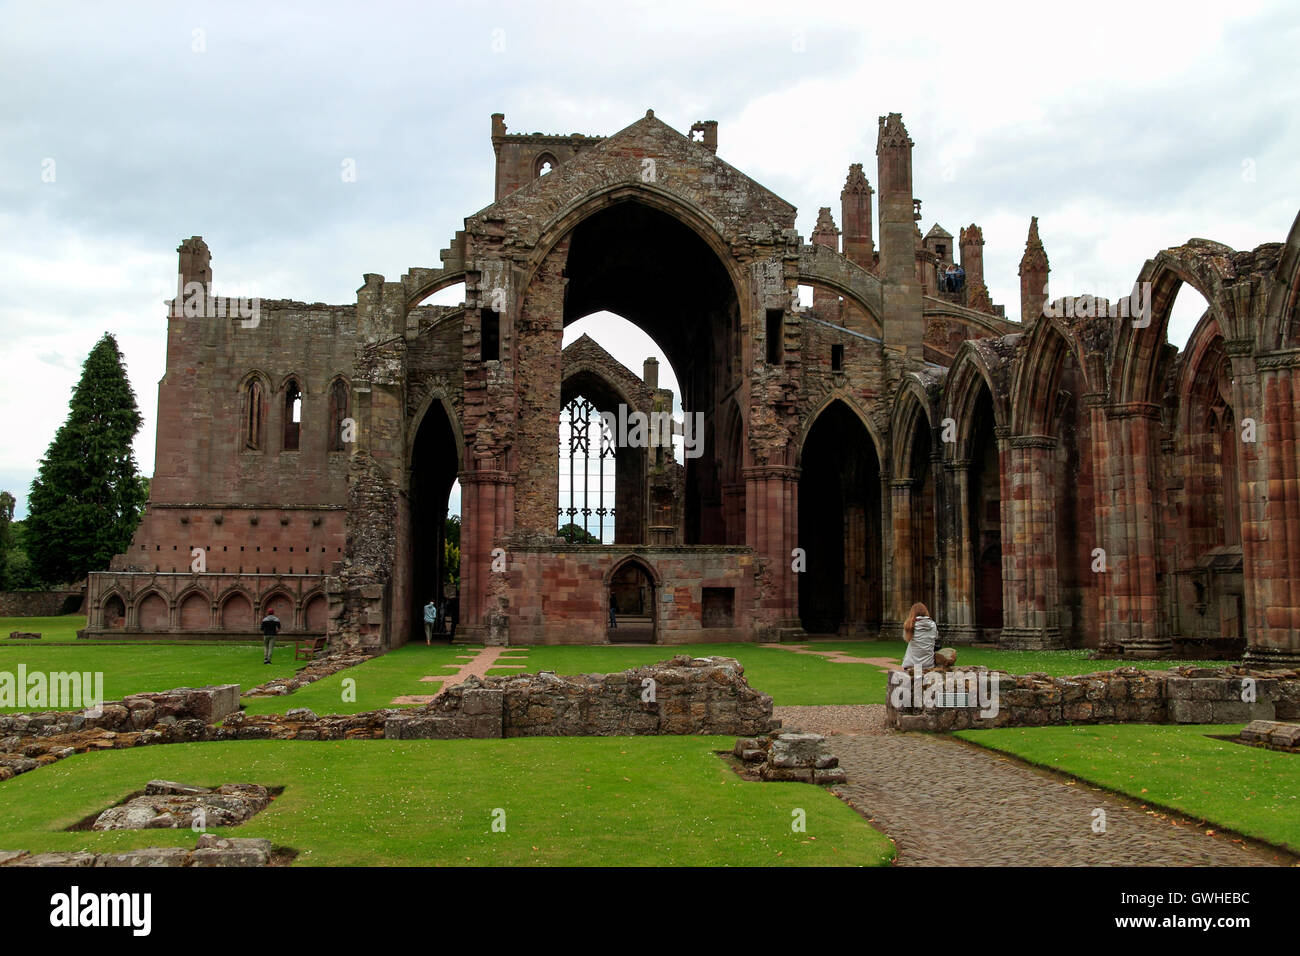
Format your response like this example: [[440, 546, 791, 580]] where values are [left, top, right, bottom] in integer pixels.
[[25, 334, 148, 584]]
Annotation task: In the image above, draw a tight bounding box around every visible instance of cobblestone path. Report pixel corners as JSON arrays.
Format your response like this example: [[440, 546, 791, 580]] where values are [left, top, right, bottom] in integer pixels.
[[774, 705, 1291, 867]]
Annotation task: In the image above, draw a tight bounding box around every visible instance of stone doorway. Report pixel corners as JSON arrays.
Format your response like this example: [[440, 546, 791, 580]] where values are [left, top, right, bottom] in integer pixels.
[[608, 558, 655, 643], [406, 399, 460, 646], [798, 401, 883, 634]]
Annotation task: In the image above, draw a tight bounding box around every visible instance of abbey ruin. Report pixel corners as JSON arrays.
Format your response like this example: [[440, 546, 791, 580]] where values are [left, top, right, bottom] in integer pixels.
[[82, 110, 1300, 666]]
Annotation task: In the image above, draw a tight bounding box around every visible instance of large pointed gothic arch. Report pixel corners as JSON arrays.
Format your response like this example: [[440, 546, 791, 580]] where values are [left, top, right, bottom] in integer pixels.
[[1113, 244, 1238, 406], [796, 397, 883, 635], [941, 342, 1012, 642]]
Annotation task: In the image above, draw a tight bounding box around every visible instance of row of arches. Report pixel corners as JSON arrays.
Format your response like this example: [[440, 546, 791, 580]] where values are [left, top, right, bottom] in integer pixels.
[[793, 270, 1253, 649], [378, 160, 1300, 656], [239, 373, 350, 453], [100, 587, 327, 632]]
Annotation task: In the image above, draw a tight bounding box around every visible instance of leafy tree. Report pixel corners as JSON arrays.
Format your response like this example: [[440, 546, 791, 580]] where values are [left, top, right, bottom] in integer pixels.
[[0, 519, 39, 590], [25, 334, 148, 585], [444, 514, 461, 588], [557, 521, 599, 544], [0, 491, 15, 589]]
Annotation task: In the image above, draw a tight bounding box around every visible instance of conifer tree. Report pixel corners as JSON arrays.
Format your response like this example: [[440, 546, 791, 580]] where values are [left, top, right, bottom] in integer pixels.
[[25, 334, 148, 584]]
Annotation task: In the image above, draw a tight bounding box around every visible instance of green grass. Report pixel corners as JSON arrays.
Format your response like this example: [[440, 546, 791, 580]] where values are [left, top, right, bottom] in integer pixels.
[[1, 614, 88, 643], [0, 640, 301, 713], [0, 615, 1237, 716], [0, 738, 895, 866], [240, 643, 471, 716], [954, 723, 1300, 853], [491, 644, 893, 705], [803, 640, 1223, 676]]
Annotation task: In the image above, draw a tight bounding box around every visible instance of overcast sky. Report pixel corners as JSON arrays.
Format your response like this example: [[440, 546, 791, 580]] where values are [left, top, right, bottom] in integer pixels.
[[3, 0, 1297, 518]]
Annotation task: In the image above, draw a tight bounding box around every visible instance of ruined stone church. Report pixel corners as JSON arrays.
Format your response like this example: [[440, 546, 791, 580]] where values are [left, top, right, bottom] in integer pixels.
[[85, 110, 1300, 666]]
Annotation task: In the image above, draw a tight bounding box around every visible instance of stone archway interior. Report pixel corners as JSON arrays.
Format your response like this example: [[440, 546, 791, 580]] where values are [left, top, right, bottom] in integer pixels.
[[410, 401, 459, 643], [798, 402, 882, 634], [563, 200, 740, 544]]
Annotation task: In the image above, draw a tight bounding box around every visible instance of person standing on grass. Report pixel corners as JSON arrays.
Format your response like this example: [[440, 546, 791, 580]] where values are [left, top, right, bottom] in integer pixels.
[[260, 607, 282, 665], [423, 598, 437, 645], [901, 601, 937, 669]]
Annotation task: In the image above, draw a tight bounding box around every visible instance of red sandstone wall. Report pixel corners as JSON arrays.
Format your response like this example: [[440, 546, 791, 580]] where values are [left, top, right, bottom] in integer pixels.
[[500, 547, 755, 644]]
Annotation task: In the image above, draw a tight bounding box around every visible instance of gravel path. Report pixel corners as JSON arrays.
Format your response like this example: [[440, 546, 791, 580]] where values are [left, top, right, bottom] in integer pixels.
[[774, 705, 1290, 867]]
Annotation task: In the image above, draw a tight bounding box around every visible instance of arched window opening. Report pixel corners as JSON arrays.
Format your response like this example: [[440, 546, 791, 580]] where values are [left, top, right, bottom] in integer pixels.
[[559, 395, 615, 543], [1167, 284, 1213, 351], [283, 380, 302, 451], [535, 153, 557, 178], [244, 378, 265, 450], [328, 378, 350, 452]]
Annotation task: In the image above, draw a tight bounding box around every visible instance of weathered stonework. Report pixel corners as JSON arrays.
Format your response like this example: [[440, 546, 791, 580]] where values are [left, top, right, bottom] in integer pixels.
[[885, 665, 1299, 731], [1237, 719, 1300, 751], [384, 655, 777, 739], [0, 835, 276, 868], [732, 732, 847, 785], [81, 109, 1300, 664], [92, 781, 271, 831]]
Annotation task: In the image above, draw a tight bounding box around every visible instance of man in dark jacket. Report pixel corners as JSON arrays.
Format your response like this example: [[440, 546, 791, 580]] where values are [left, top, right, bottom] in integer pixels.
[[260, 608, 282, 664]]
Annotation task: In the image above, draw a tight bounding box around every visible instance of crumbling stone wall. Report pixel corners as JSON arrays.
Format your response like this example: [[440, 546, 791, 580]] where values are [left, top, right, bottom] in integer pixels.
[[385, 655, 776, 739], [885, 665, 1299, 731]]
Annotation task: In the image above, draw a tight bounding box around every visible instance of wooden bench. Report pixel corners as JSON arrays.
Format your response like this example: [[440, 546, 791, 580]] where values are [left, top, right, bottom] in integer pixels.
[[293, 636, 328, 661]]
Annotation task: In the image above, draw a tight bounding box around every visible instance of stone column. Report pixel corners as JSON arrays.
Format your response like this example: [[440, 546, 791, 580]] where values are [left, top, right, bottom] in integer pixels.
[[1083, 393, 1120, 653], [745, 465, 799, 636], [722, 481, 746, 546], [943, 459, 979, 644], [999, 435, 1065, 649], [889, 477, 914, 638], [1241, 349, 1300, 665], [457, 467, 515, 644], [1098, 403, 1169, 656]]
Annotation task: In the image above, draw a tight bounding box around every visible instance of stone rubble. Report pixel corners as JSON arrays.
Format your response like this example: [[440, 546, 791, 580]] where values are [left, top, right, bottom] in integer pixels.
[[0, 835, 275, 867], [92, 780, 272, 830], [732, 732, 847, 785], [1237, 719, 1300, 752], [242, 650, 375, 697]]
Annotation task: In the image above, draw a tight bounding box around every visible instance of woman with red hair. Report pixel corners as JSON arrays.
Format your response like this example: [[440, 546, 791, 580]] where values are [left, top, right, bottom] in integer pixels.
[[901, 601, 939, 669]]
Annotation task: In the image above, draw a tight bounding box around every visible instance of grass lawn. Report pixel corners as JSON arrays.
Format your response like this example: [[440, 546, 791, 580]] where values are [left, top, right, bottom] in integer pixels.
[[954, 723, 1300, 853], [490, 643, 893, 705], [240, 643, 471, 716], [1, 634, 301, 714], [0, 737, 895, 866], [803, 640, 1222, 676], [1, 614, 90, 643], [0, 615, 1237, 715]]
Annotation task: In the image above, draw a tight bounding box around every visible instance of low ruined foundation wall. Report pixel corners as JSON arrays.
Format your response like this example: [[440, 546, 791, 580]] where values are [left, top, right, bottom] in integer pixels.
[[385, 655, 777, 739], [0, 684, 241, 741], [886, 665, 1300, 731]]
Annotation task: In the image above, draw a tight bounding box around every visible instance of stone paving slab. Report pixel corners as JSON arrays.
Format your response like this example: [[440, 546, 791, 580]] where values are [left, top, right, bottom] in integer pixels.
[[400, 647, 517, 703], [778, 704, 1290, 867]]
